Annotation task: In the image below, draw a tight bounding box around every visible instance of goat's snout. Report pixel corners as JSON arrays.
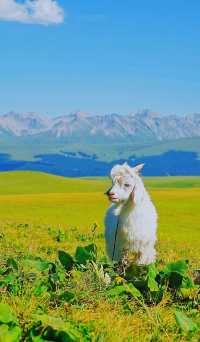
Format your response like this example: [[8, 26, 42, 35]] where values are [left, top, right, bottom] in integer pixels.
[[105, 189, 118, 202], [108, 192, 115, 197], [105, 188, 112, 196]]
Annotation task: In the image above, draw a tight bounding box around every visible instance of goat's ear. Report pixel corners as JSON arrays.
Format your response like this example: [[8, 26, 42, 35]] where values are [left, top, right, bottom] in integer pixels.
[[133, 163, 145, 174], [123, 162, 132, 173]]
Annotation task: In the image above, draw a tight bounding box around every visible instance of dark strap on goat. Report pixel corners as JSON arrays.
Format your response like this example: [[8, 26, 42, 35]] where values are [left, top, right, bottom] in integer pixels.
[[112, 217, 120, 261]]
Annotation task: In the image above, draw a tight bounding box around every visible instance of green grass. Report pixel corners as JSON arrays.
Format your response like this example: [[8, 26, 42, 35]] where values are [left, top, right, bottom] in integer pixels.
[[0, 171, 200, 196], [0, 171, 199, 341], [0, 171, 109, 195], [144, 176, 200, 188]]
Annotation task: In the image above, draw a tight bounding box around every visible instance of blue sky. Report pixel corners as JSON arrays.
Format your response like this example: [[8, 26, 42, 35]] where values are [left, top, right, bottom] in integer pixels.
[[0, 0, 200, 116]]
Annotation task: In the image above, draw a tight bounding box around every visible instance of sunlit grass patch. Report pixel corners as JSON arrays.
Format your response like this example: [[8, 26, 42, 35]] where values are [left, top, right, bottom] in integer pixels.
[[0, 171, 199, 341]]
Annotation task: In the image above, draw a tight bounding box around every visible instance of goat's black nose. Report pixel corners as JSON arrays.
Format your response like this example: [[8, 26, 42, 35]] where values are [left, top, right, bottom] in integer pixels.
[[105, 189, 115, 196]]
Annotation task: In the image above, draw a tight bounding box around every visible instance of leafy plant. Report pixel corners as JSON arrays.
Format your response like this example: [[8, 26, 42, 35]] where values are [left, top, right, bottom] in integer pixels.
[[158, 260, 193, 289], [58, 250, 75, 271], [29, 314, 82, 341], [75, 244, 97, 266], [58, 243, 97, 270], [0, 242, 199, 341], [175, 311, 199, 334], [107, 282, 142, 299], [0, 303, 22, 342]]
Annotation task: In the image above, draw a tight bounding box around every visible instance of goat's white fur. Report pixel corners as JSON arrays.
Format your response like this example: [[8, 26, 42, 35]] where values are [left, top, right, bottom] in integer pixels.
[[104, 162, 157, 264]]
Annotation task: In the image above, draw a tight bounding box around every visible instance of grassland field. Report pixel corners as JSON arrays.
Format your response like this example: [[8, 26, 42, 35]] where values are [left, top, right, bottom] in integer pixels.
[[0, 171, 199, 341]]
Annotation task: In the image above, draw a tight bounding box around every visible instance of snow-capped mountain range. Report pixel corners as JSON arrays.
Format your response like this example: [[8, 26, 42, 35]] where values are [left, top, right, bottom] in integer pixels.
[[0, 110, 200, 143]]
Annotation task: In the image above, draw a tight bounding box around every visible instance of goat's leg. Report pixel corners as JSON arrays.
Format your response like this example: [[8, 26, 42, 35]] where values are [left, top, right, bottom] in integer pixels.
[[136, 244, 156, 265]]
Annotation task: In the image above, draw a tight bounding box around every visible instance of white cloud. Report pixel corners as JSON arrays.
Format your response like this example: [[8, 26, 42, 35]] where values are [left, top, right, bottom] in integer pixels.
[[0, 0, 64, 25]]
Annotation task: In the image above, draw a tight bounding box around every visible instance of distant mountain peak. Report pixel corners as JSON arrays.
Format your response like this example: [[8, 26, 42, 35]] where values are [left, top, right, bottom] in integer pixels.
[[72, 111, 91, 118], [0, 111, 51, 136], [130, 109, 162, 118], [0, 110, 200, 142]]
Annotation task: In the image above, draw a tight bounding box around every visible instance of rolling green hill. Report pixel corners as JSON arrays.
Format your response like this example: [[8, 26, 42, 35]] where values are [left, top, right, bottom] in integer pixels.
[[1, 137, 200, 162], [0, 171, 109, 195], [0, 171, 200, 196], [135, 137, 200, 158]]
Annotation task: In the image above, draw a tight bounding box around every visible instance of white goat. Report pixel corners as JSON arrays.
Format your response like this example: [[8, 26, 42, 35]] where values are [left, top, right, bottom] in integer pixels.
[[104, 163, 157, 265]]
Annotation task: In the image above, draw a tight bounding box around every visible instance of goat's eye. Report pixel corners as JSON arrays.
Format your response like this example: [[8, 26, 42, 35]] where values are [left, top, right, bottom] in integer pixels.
[[124, 183, 130, 188]]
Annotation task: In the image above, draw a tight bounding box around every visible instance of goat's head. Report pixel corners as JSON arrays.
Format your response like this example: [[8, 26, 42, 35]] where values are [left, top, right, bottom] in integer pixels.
[[105, 162, 145, 204]]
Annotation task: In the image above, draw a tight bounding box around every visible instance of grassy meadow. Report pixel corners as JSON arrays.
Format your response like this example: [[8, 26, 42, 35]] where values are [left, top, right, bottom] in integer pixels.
[[0, 171, 199, 341]]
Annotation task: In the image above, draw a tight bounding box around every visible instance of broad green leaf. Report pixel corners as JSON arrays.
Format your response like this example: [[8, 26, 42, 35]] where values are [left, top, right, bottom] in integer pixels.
[[0, 325, 9, 338], [124, 283, 142, 298], [147, 264, 159, 292], [175, 311, 198, 333], [29, 328, 47, 341], [75, 244, 97, 265], [0, 304, 17, 324], [32, 314, 81, 341], [33, 314, 67, 331], [30, 336, 45, 342], [107, 285, 127, 297], [58, 329, 81, 341], [33, 283, 49, 297], [44, 328, 81, 341], [23, 257, 50, 273], [169, 272, 183, 289], [59, 291, 75, 303], [0, 325, 21, 342], [163, 260, 188, 276], [58, 251, 74, 271], [160, 260, 194, 290], [107, 284, 142, 299], [181, 276, 194, 289]]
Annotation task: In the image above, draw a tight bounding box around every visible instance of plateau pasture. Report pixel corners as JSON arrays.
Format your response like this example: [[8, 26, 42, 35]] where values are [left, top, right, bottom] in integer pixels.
[[0, 172, 199, 341]]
